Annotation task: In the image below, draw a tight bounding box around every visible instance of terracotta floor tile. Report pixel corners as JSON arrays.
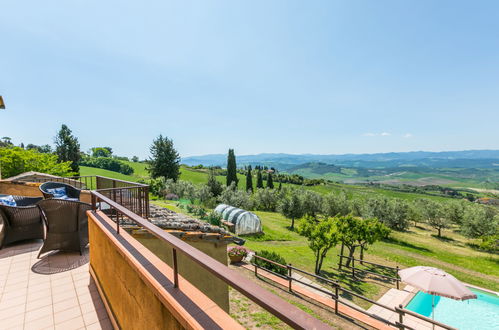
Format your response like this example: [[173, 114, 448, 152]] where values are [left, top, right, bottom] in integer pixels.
[[24, 304, 53, 323], [24, 314, 54, 330], [54, 315, 85, 330], [0, 303, 26, 320], [53, 305, 82, 324], [85, 317, 113, 330], [0, 294, 26, 309], [52, 297, 79, 313], [82, 307, 109, 326], [27, 282, 52, 294], [26, 296, 53, 312], [2, 282, 29, 295], [51, 282, 75, 294], [27, 289, 52, 302], [0, 313, 25, 328], [52, 290, 77, 304]]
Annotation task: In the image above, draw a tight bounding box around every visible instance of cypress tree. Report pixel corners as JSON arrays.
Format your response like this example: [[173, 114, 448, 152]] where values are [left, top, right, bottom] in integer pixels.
[[267, 171, 274, 189], [256, 170, 264, 189], [246, 166, 253, 192], [226, 149, 238, 187]]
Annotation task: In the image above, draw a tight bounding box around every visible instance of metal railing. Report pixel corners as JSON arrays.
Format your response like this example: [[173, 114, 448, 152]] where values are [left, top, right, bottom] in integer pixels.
[[26, 175, 150, 218], [251, 254, 457, 330], [90, 190, 330, 330]]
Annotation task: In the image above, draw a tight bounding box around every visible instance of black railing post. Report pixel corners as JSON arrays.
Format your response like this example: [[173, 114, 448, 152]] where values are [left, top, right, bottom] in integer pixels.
[[91, 193, 96, 211], [173, 248, 179, 288], [396, 265, 400, 290], [254, 253, 258, 277], [145, 186, 150, 219], [351, 257, 355, 278], [116, 210, 120, 235], [334, 285, 339, 315], [398, 304, 404, 330], [339, 244, 344, 270], [287, 264, 292, 292]]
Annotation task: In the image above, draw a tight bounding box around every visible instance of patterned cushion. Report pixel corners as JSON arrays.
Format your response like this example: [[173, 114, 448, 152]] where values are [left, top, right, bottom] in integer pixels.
[[47, 187, 67, 199], [0, 195, 17, 207]]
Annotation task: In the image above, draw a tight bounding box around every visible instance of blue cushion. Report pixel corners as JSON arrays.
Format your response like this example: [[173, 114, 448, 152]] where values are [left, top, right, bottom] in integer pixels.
[[0, 195, 17, 207], [47, 187, 67, 199]]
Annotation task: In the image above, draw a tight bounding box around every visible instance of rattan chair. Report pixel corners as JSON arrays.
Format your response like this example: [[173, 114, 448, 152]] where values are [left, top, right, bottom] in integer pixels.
[[39, 182, 81, 200], [37, 199, 91, 258], [0, 196, 44, 248]]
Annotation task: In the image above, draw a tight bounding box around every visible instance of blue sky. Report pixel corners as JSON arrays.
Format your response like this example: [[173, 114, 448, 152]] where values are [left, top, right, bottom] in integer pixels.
[[1, 1, 498, 159]]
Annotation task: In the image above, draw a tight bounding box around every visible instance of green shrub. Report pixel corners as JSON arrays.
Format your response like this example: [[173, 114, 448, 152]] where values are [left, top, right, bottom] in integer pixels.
[[252, 250, 288, 276], [0, 147, 73, 178], [204, 211, 222, 226], [478, 235, 498, 253], [80, 156, 134, 175]]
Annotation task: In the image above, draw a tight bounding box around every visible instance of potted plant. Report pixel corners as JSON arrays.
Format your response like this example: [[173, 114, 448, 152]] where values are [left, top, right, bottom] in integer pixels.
[[227, 246, 248, 264]]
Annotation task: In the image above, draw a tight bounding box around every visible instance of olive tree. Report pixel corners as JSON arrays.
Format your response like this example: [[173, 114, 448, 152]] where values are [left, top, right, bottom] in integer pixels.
[[278, 189, 304, 230], [462, 205, 499, 238], [301, 190, 323, 221], [323, 191, 350, 217]]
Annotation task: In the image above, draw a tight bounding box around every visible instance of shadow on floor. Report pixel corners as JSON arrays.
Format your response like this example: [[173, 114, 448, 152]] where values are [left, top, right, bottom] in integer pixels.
[[31, 247, 89, 275]]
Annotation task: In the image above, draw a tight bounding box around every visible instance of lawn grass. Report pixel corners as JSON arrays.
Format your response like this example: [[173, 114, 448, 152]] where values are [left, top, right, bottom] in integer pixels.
[[242, 211, 499, 295], [80, 166, 140, 182], [160, 197, 498, 304]]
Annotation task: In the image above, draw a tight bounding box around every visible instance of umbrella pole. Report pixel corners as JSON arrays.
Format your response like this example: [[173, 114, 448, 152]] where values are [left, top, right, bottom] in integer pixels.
[[432, 294, 435, 330]]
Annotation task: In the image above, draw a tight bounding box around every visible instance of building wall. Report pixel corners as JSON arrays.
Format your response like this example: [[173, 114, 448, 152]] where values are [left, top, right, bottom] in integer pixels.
[[132, 232, 230, 312], [0, 181, 92, 203], [89, 215, 185, 330]]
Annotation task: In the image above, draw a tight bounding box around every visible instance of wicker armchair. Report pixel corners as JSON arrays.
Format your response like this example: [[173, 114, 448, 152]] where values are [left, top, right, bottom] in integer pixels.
[[39, 182, 81, 200], [37, 199, 91, 258], [0, 197, 44, 248]]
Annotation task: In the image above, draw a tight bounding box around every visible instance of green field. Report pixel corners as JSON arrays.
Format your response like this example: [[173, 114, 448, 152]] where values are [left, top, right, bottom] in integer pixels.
[[81, 164, 479, 201], [157, 199, 499, 308], [84, 163, 498, 309]]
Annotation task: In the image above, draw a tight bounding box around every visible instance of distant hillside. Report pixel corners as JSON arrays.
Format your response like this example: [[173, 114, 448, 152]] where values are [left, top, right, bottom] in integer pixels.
[[182, 150, 499, 169]]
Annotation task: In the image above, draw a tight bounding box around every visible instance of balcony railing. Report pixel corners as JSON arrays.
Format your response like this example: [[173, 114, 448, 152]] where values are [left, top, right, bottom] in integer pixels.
[[90, 190, 331, 330], [26, 175, 150, 218]]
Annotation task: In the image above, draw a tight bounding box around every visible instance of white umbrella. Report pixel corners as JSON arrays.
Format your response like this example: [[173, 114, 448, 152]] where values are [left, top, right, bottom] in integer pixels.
[[398, 266, 476, 326]]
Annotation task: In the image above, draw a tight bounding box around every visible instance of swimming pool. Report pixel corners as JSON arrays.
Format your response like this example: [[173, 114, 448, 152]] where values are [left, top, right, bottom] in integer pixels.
[[406, 287, 499, 329]]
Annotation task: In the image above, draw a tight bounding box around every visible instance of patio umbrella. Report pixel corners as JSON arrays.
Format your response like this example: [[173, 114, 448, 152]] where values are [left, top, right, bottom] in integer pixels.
[[398, 266, 476, 326]]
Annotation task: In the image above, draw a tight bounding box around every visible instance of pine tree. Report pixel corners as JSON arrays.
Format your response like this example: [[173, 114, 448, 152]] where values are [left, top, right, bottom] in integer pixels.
[[54, 124, 81, 174], [246, 166, 253, 192], [256, 170, 264, 188], [267, 172, 274, 189], [226, 149, 238, 187], [147, 135, 180, 181]]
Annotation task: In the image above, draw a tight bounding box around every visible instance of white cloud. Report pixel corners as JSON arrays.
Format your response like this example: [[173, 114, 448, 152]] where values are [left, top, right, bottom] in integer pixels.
[[362, 132, 391, 137], [403, 133, 413, 138]]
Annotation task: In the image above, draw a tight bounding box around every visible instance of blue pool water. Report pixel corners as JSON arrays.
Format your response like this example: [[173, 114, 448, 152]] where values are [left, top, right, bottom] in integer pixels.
[[406, 288, 499, 329]]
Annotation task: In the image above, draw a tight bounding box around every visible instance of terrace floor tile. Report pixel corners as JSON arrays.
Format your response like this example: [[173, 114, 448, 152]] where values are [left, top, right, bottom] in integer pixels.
[[0, 240, 112, 330]]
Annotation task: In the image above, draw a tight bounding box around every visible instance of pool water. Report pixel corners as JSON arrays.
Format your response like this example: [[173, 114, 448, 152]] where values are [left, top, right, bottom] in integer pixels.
[[406, 287, 499, 329]]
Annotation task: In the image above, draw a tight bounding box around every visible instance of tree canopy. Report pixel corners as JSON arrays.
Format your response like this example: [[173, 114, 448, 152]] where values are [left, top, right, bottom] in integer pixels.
[[0, 147, 73, 178], [297, 216, 339, 274], [226, 149, 238, 187], [147, 135, 181, 181], [54, 124, 81, 174]]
